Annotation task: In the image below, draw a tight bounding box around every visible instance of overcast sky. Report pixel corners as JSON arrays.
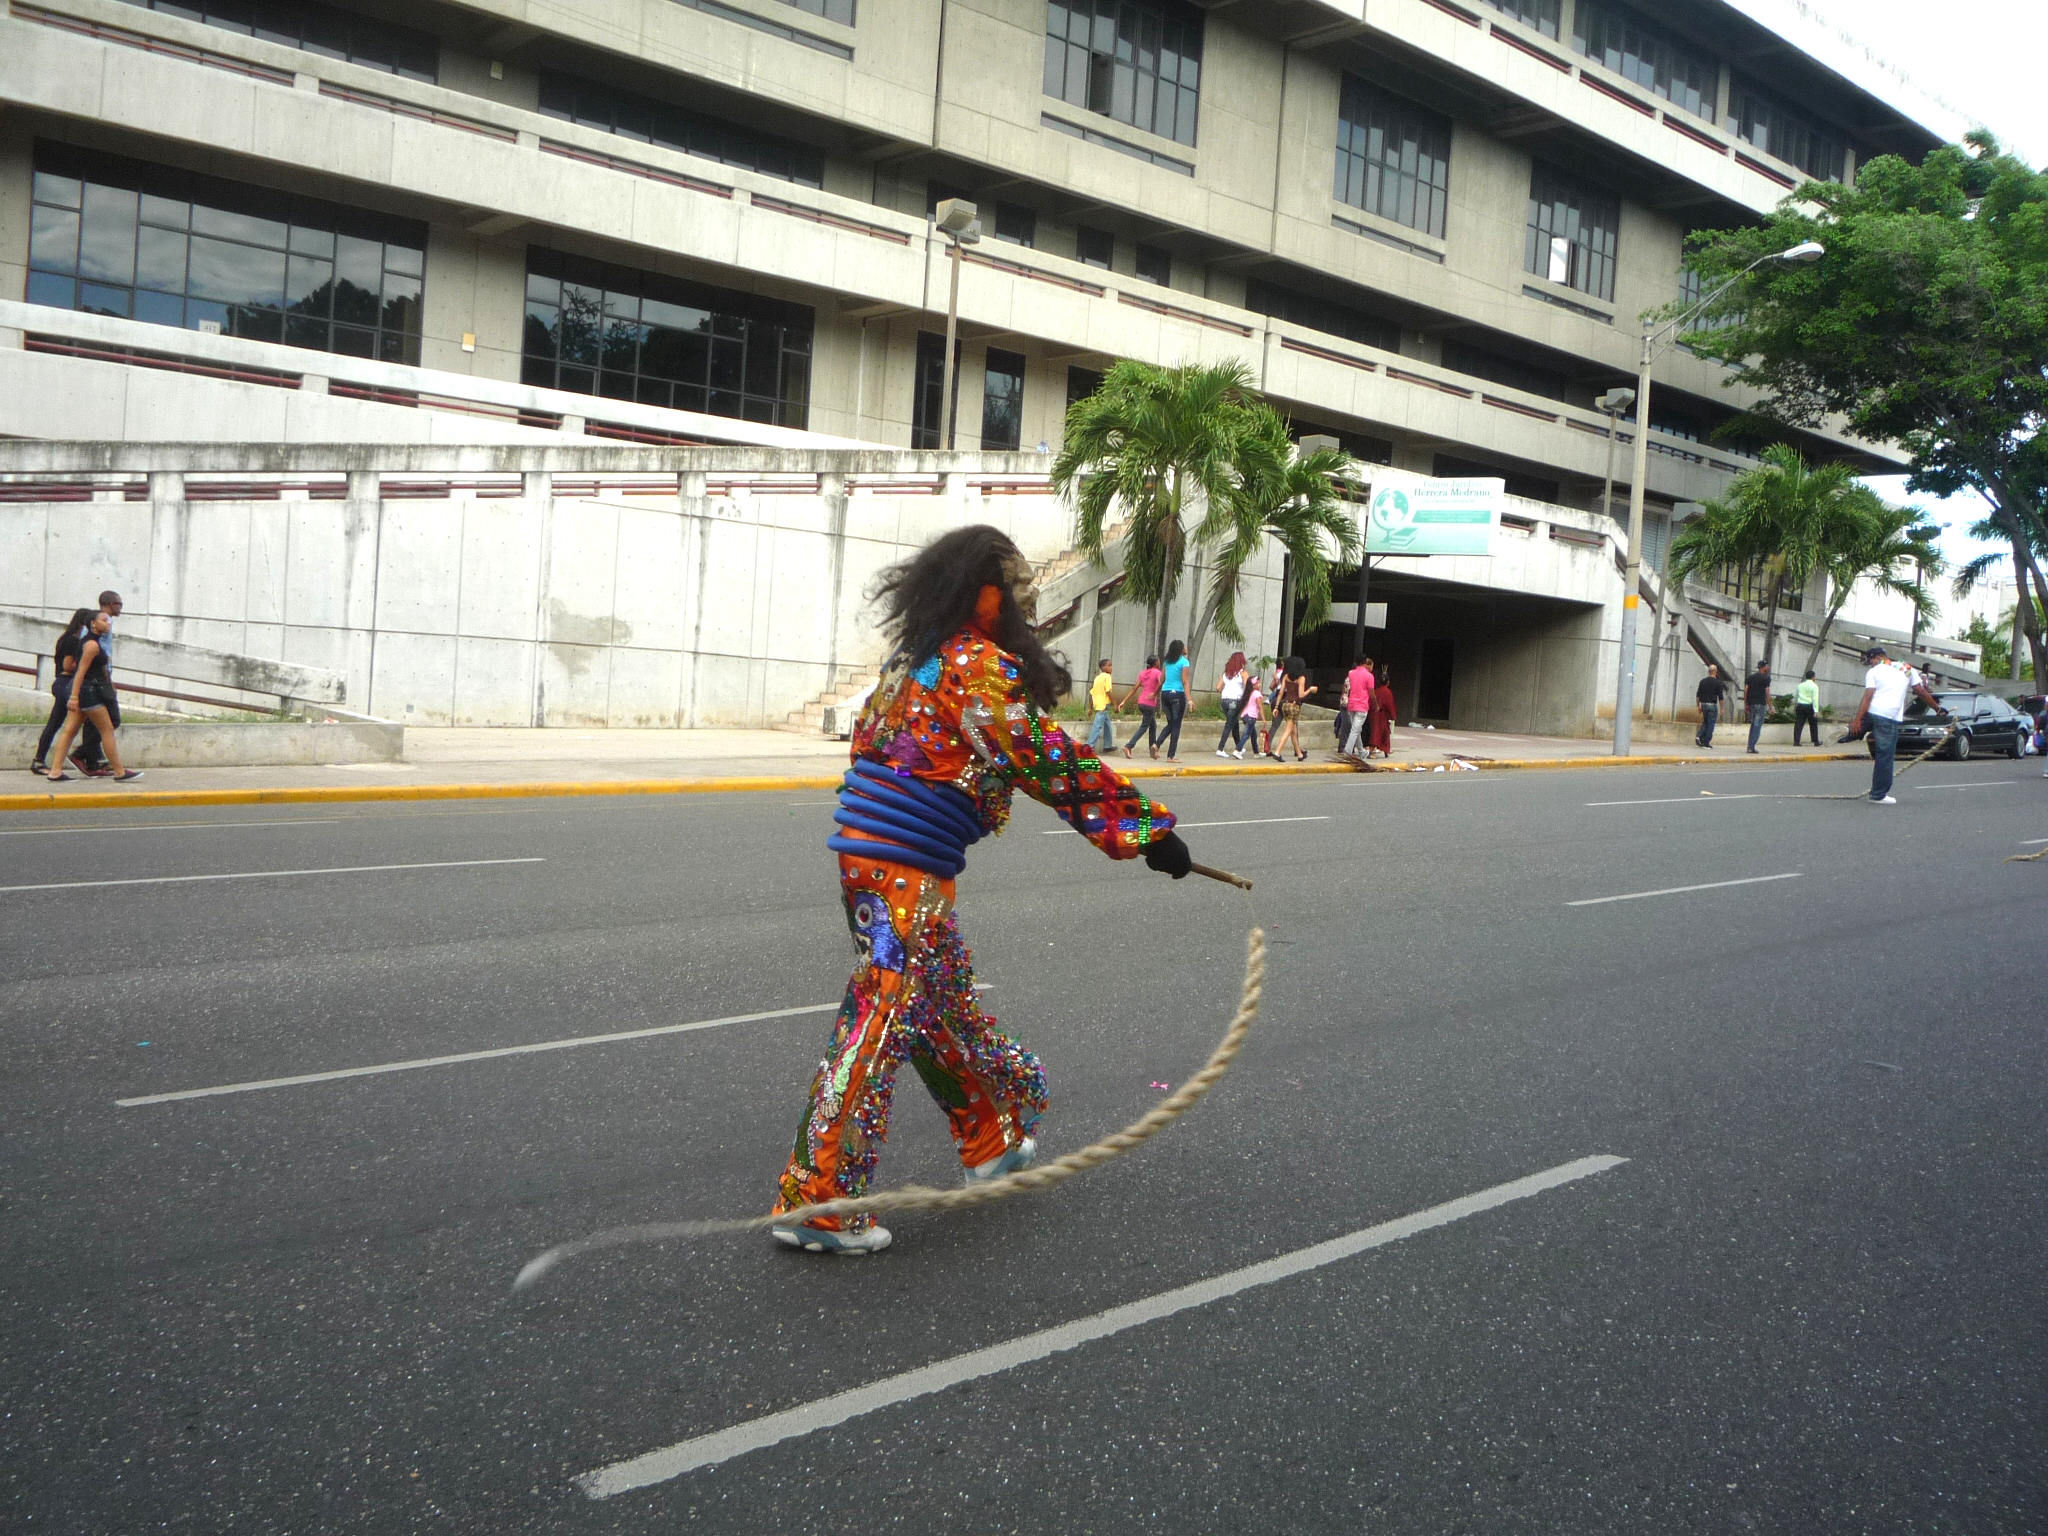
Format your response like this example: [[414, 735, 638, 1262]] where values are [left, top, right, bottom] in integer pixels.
[[1768, 0, 2045, 568]]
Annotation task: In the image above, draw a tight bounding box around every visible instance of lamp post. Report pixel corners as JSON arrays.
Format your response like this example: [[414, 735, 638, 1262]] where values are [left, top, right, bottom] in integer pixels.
[[1612, 239, 1824, 756], [1594, 385, 1635, 530], [933, 198, 981, 451]]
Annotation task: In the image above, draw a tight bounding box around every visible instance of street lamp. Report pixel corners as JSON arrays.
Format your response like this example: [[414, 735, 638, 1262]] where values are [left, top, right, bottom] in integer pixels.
[[1594, 385, 1635, 533], [933, 198, 981, 451], [1612, 239, 1824, 756]]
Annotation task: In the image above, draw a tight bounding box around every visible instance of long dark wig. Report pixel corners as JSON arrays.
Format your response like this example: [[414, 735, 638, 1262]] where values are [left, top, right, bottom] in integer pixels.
[[871, 525, 1072, 709]]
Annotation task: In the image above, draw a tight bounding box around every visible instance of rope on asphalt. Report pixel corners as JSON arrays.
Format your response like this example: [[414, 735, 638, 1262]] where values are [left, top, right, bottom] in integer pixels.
[[1773, 728, 1958, 801], [512, 924, 1267, 1291]]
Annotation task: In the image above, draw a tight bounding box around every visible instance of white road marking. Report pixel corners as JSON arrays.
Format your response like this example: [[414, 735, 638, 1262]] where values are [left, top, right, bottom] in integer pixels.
[[1911, 782, 2015, 791], [1042, 815, 1331, 835], [116, 984, 992, 1107], [118, 998, 835, 1107], [1585, 794, 1766, 807], [1566, 872, 1801, 907], [0, 818, 341, 837], [0, 856, 542, 896], [2023, 837, 2048, 846], [574, 1154, 1628, 1499]]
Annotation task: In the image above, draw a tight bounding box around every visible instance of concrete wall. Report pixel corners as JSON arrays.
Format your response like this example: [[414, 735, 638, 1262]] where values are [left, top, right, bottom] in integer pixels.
[[0, 448, 1090, 729]]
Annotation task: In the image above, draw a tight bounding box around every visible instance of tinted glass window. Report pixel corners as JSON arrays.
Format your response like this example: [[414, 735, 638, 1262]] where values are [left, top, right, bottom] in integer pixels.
[[1526, 163, 1619, 302], [980, 347, 1025, 451], [1572, 2, 1716, 121], [537, 72, 824, 189], [115, 0, 438, 80], [27, 142, 425, 363], [1334, 77, 1451, 237], [1731, 79, 1847, 182], [523, 248, 813, 428], [1044, 0, 1203, 147]]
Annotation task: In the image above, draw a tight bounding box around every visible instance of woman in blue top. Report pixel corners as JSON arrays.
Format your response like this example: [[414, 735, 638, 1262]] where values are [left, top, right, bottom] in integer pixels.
[[1158, 639, 1191, 761]]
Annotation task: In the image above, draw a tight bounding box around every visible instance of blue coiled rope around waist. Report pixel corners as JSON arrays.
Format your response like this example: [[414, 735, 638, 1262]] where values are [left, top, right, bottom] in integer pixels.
[[825, 758, 986, 878]]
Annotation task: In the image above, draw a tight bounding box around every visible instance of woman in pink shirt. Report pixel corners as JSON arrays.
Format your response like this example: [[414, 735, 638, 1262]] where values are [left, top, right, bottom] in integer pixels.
[[1341, 656, 1375, 756], [1119, 654, 1165, 759]]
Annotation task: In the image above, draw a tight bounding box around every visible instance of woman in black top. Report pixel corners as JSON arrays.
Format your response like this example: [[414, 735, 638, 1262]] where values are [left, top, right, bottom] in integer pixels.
[[43, 612, 141, 782], [32, 609, 105, 774]]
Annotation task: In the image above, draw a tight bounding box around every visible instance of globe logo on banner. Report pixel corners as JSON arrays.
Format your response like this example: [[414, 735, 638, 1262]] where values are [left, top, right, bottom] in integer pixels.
[[1369, 487, 1420, 550]]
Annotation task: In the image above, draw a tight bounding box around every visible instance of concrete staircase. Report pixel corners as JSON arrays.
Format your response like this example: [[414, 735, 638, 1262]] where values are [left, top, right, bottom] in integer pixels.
[[776, 663, 877, 736]]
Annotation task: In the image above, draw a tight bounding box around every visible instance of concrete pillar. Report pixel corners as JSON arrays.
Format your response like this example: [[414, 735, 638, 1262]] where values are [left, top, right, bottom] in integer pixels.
[[679, 471, 707, 499]]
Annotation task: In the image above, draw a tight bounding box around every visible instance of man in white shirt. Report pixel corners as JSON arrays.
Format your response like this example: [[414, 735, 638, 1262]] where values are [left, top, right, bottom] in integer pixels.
[[1847, 644, 1944, 804]]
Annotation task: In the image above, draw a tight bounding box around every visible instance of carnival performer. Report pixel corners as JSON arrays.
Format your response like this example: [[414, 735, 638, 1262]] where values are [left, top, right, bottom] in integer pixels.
[[771, 526, 1193, 1255]]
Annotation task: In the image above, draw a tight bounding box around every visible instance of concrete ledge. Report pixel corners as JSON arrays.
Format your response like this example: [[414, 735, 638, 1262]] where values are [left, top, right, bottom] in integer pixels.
[[4, 721, 403, 768], [0, 748, 1868, 813]]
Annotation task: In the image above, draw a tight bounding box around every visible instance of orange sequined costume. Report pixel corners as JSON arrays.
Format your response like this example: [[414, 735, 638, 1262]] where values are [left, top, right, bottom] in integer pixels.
[[773, 606, 1177, 1232]]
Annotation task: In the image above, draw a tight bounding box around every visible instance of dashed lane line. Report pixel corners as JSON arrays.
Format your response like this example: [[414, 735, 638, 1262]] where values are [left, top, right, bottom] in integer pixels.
[[573, 1155, 1630, 1498], [0, 856, 543, 896], [1566, 872, 1802, 907]]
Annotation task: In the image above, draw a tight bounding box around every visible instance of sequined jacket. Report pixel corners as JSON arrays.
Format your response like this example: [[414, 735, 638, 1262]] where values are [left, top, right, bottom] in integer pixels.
[[850, 623, 1176, 859]]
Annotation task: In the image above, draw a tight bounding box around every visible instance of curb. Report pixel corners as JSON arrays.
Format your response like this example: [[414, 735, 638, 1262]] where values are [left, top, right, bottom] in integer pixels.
[[0, 749, 1862, 814]]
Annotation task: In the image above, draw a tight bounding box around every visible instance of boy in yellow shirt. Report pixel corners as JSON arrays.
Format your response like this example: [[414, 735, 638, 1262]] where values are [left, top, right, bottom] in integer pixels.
[[1085, 659, 1116, 751]]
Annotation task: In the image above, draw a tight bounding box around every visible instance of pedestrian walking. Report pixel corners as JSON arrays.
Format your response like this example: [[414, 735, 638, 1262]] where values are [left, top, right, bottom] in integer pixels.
[[1367, 672, 1396, 759], [1259, 659, 1286, 755], [1792, 670, 1822, 746], [1266, 657, 1317, 761], [31, 608, 109, 775], [1157, 639, 1191, 761], [1083, 659, 1117, 752], [1695, 665, 1729, 747], [1744, 660, 1772, 753], [42, 607, 141, 782], [1340, 655, 1375, 756], [773, 524, 1189, 1254], [1847, 643, 1943, 805], [1213, 651, 1249, 756], [1235, 674, 1261, 760], [1120, 654, 1163, 759]]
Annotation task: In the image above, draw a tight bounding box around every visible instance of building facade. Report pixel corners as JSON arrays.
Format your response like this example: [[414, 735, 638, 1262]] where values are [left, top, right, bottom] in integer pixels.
[[0, 0, 1959, 729]]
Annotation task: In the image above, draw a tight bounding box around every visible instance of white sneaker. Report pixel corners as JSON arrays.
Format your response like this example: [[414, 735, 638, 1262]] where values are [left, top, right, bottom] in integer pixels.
[[770, 1222, 892, 1255], [1871, 795, 1897, 805], [964, 1136, 1038, 1186], [1215, 748, 1228, 757], [1232, 748, 1245, 759]]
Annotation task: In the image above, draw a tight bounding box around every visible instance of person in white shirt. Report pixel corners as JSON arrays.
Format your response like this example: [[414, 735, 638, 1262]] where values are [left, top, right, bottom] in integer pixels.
[[1847, 644, 1944, 804]]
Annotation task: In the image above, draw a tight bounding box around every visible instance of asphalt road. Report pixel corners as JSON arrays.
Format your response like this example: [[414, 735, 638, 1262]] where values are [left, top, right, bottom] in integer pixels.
[[3, 753, 2044, 1533]]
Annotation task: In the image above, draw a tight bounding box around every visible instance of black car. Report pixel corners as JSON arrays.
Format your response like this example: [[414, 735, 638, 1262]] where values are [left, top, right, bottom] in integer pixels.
[[1879, 691, 2034, 760]]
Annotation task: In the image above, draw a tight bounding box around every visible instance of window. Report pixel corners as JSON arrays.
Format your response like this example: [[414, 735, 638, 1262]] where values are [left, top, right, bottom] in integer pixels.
[[994, 202, 1037, 248], [1291, 419, 1393, 466], [1433, 453, 1560, 506], [1043, 0, 1203, 148], [114, 0, 439, 81], [1481, 0, 1559, 39], [27, 142, 425, 362], [1572, 2, 1716, 120], [1066, 365, 1104, 411], [1439, 340, 1581, 404], [1705, 560, 1802, 612], [1334, 77, 1451, 238], [980, 348, 1025, 451], [1075, 225, 1113, 269], [912, 331, 964, 448], [1244, 279, 1400, 352], [1525, 164, 1618, 302], [1731, 80, 1847, 182], [521, 248, 812, 427], [1134, 243, 1170, 285], [540, 73, 823, 188], [781, 0, 853, 23]]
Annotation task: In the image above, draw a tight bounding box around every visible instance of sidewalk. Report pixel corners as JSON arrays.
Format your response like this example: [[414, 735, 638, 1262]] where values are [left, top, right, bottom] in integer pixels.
[[2, 723, 1862, 811]]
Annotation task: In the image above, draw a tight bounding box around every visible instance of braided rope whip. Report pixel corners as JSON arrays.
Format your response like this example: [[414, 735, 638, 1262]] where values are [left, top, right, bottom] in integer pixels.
[[1775, 727, 1958, 801], [513, 924, 1267, 1291]]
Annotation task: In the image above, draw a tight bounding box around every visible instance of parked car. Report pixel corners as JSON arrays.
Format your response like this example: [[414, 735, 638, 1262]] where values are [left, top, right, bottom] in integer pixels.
[[1874, 691, 2033, 760]]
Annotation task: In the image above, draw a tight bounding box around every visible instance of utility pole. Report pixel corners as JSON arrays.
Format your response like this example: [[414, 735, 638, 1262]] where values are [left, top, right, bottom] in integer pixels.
[[1614, 241, 1825, 755], [933, 198, 980, 450]]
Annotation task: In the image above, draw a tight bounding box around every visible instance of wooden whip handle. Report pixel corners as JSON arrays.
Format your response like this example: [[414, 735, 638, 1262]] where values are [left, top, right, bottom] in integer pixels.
[[1190, 861, 1253, 891]]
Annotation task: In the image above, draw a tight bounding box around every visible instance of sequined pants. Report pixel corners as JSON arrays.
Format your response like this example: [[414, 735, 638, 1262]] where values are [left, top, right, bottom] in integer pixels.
[[773, 850, 1047, 1231]]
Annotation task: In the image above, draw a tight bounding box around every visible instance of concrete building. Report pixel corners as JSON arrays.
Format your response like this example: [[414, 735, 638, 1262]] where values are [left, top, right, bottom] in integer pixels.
[[0, 0, 1960, 730]]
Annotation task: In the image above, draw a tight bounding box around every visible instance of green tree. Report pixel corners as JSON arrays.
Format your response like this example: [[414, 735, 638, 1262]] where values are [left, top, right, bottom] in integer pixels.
[[1960, 614, 2012, 679], [1801, 503, 1942, 675], [1191, 403, 1359, 654], [1682, 131, 2048, 683], [1052, 360, 1255, 657]]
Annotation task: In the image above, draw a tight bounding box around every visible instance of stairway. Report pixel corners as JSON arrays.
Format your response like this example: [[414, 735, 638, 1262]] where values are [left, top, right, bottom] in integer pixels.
[[775, 662, 877, 737]]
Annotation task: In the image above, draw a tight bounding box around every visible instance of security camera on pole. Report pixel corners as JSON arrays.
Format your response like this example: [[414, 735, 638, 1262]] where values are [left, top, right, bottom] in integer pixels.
[[933, 198, 981, 451], [1612, 240, 1824, 756]]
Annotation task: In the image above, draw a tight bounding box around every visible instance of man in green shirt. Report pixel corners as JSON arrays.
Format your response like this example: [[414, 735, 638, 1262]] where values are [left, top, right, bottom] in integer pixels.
[[1792, 670, 1822, 746]]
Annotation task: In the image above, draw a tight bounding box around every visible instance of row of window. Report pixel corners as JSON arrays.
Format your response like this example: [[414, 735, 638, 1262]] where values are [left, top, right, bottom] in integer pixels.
[[536, 72, 824, 189], [912, 335, 1025, 451], [115, 0, 438, 80], [17, 143, 1706, 443]]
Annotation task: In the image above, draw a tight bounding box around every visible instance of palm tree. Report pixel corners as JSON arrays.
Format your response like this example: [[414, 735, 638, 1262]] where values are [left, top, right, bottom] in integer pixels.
[[1189, 404, 1360, 655], [1052, 360, 1256, 657], [1670, 446, 1889, 678], [1799, 503, 1942, 674]]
